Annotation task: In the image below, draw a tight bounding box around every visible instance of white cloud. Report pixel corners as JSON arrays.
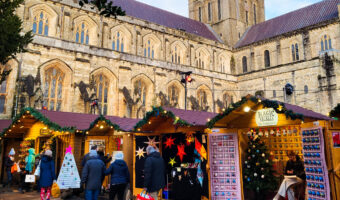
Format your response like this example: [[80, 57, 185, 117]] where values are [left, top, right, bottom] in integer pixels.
[[135, 0, 323, 20]]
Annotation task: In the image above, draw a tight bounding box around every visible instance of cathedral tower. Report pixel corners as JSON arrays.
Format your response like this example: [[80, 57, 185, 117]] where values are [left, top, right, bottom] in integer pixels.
[[189, 0, 265, 47]]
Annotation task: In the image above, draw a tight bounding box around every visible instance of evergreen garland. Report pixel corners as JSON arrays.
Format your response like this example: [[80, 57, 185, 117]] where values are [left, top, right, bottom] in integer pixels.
[[82, 115, 122, 133], [207, 96, 304, 128], [0, 107, 75, 136], [243, 135, 277, 196], [134, 106, 191, 131]]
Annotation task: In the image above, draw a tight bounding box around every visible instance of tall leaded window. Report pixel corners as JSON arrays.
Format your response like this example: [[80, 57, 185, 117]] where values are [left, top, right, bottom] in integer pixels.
[[134, 80, 147, 106], [198, 90, 208, 110], [32, 11, 49, 36], [321, 35, 332, 51], [44, 68, 64, 111], [112, 31, 125, 52], [0, 66, 10, 114], [75, 22, 89, 45], [171, 45, 182, 64], [94, 74, 109, 115], [219, 56, 227, 73], [264, 50, 270, 67], [196, 49, 209, 69], [208, 3, 212, 21], [223, 93, 230, 108], [254, 4, 257, 24], [291, 43, 299, 61], [168, 85, 179, 107], [218, 0, 222, 20], [144, 40, 155, 59], [198, 7, 202, 22], [242, 56, 248, 73]]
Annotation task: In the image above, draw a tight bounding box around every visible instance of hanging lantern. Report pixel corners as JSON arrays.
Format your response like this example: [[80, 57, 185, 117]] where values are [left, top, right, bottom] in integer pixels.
[[276, 128, 281, 136], [258, 129, 263, 137], [270, 129, 275, 135], [265, 129, 269, 137]]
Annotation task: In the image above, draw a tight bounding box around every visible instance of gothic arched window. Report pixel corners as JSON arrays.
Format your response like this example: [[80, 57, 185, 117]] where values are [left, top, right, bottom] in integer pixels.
[[112, 31, 125, 52], [198, 89, 208, 110], [196, 48, 210, 70], [242, 56, 248, 73], [44, 67, 64, 111], [168, 85, 179, 107], [219, 56, 228, 73], [75, 22, 89, 45], [0, 66, 10, 114], [223, 93, 230, 108], [171, 44, 185, 65], [32, 11, 49, 36], [321, 35, 332, 51], [144, 40, 155, 59], [291, 43, 299, 61], [134, 80, 147, 106], [94, 74, 109, 115], [264, 50, 270, 67]]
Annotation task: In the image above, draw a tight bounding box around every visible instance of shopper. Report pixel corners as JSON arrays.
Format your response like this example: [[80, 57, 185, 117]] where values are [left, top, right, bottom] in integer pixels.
[[105, 152, 130, 200], [3, 148, 15, 191], [82, 145, 97, 167], [25, 148, 35, 173], [82, 149, 106, 200], [39, 150, 56, 200], [18, 161, 27, 193], [35, 154, 41, 192], [97, 148, 112, 165], [144, 146, 165, 200]]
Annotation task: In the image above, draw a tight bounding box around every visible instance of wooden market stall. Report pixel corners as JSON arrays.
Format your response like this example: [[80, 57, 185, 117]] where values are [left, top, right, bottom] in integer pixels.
[[131, 107, 217, 200], [206, 96, 335, 200]]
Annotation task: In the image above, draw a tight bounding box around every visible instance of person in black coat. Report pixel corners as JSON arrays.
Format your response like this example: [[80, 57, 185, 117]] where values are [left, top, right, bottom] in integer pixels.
[[105, 152, 130, 200], [82, 150, 106, 200], [82, 145, 97, 167], [3, 148, 15, 191], [97, 148, 112, 165], [143, 146, 165, 200], [285, 151, 306, 180]]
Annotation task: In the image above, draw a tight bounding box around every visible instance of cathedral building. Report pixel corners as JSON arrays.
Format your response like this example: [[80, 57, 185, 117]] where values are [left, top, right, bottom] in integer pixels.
[[0, 0, 339, 120]]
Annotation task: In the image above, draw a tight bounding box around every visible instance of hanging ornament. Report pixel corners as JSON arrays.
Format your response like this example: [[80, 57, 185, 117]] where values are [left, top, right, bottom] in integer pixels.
[[247, 177, 251, 182], [254, 173, 258, 177], [252, 145, 255, 148], [248, 149, 251, 153], [245, 161, 248, 164], [244, 175, 248, 179], [258, 129, 263, 137], [282, 128, 287, 135], [136, 147, 146, 159], [276, 128, 281, 136], [256, 162, 260, 166], [164, 136, 175, 149], [261, 168, 264, 171], [266, 159, 269, 163], [247, 129, 252, 136], [262, 153, 265, 157], [270, 129, 275, 135], [261, 175, 265, 179], [256, 150, 260, 153], [248, 156, 251, 160], [252, 154, 255, 158], [176, 144, 187, 162], [168, 157, 176, 167], [247, 165, 250, 168]]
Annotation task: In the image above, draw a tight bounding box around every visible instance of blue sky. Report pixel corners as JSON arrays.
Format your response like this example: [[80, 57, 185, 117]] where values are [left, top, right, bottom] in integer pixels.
[[136, 0, 323, 20]]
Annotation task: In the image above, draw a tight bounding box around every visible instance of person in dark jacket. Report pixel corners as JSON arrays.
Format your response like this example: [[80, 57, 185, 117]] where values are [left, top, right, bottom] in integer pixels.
[[285, 151, 306, 180], [143, 146, 165, 200], [18, 161, 27, 194], [82, 145, 97, 167], [82, 150, 106, 200], [39, 150, 56, 200], [3, 148, 15, 191], [105, 152, 130, 200], [97, 148, 112, 165]]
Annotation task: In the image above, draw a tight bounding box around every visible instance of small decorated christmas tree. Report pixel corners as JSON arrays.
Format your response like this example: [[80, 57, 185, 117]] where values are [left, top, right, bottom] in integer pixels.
[[57, 146, 80, 189], [243, 135, 277, 197], [18, 139, 35, 163]]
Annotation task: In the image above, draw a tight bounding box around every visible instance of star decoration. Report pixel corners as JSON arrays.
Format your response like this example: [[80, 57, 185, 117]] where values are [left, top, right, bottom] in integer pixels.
[[144, 137, 159, 147], [177, 144, 187, 162], [164, 136, 175, 149], [169, 157, 176, 167], [186, 135, 194, 146], [136, 147, 146, 159], [65, 145, 73, 154]]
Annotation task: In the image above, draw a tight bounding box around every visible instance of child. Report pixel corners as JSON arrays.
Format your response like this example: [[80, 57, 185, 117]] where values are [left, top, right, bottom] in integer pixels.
[[18, 161, 27, 193]]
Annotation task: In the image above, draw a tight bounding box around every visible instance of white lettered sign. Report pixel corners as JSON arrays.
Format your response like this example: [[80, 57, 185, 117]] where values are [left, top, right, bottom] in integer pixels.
[[255, 108, 278, 126]]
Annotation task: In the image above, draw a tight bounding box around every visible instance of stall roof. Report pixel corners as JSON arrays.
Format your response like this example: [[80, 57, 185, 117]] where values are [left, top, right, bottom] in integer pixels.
[[164, 107, 217, 126], [0, 120, 11, 132], [208, 96, 332, 128], [39, 110, 139, 132]]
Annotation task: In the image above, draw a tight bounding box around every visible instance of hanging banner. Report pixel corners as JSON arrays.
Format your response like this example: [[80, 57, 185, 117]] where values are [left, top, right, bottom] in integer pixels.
[[255, 108, 278, 126]]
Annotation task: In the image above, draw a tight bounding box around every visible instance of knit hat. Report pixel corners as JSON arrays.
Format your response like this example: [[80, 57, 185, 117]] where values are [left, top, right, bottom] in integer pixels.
[[9, 148, 15, 156], [45, 150, 53, 157], [115, 152, 124, 160]]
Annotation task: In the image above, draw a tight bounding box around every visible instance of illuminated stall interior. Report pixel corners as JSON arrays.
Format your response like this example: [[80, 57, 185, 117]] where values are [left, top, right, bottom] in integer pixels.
[[208, 96, 333, 199]]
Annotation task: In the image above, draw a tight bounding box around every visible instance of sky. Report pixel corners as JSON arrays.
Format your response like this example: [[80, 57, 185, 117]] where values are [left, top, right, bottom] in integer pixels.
[[135, 0, 323, 20]]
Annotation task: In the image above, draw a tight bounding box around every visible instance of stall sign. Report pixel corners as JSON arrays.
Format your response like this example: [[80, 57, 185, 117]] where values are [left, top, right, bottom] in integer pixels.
[[255, 108, 278, 126], [40, 128, 51, 136]]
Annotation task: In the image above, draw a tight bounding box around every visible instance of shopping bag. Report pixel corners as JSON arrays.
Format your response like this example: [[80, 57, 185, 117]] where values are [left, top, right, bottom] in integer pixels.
[[11, 163, 18, 173], [34, 161, 41, 177], [136, 190, 155, 200], [51, 182, 60, 198], [25, 174, 35, 183]]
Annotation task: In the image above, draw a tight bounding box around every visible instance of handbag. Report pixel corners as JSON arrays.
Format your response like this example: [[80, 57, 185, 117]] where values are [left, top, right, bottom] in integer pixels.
[[51, 182, 60, 198], [25, 174, 36, 183], [137, 190, 155, 200], [34, 161, 41, 177]]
